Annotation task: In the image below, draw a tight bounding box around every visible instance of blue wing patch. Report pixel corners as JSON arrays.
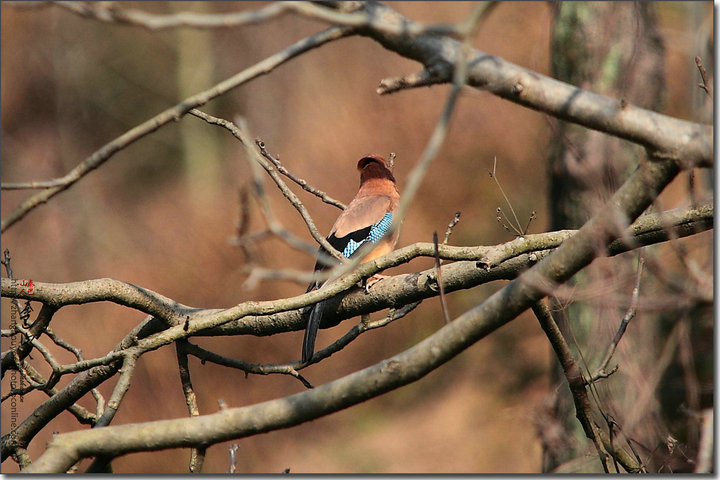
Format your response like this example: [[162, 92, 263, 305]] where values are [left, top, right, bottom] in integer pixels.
[[341, 212, 393, 258]]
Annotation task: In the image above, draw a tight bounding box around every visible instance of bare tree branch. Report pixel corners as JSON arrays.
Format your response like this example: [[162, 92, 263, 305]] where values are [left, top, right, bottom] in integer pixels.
[[45, 1, 450, 36], [175, 341, 206, 473], [587, 257, 645, 383], [443, 211, 462, 245], [255, 139, 346, 211], [183, 342, 313, 389], [43, 328, 106, 417], [695, 56, 712, 98], [694, 409, 713, 473], [531, 300, 616, 473], [433, 232, 451, 324]]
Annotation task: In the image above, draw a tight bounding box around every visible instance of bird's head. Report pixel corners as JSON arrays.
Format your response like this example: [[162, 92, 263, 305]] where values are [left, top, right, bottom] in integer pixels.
[[357, 154, 396, 184]]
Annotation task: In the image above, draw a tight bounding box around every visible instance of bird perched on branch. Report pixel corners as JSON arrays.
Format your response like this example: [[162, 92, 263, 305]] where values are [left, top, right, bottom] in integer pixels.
[[302, 154, 401, 363]]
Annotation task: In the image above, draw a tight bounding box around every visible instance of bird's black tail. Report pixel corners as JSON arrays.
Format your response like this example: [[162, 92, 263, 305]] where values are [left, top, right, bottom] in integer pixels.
[[302, 245, 341, 363], [302, 301, 324, 363]]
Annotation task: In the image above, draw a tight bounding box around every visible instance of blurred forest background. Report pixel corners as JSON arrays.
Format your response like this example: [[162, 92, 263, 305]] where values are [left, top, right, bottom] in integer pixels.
[[1, 1, 713, 473]]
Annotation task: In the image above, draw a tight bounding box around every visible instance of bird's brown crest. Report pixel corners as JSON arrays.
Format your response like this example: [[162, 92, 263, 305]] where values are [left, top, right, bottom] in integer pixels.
[[357, 154, 395, 184]]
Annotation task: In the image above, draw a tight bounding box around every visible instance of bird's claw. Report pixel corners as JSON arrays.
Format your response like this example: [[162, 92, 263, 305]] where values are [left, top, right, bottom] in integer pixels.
[[363, 274, 389, 294]]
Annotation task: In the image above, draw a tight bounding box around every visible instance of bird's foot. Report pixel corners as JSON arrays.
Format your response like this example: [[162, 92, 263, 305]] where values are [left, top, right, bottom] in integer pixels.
[[363, 274, 389, 294]]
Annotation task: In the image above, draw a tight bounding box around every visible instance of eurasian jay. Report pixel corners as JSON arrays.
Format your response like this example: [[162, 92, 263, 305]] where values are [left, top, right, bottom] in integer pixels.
[[302, 154, 400, 363]]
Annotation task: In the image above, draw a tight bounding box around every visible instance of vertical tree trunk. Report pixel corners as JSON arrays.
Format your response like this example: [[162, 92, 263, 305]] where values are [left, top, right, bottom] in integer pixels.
[[542, 3, 667, 472], [174, 2, 222, 206]]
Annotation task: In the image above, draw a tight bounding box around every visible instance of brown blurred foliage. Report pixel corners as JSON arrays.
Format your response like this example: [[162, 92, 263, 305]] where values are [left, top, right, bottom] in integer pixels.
[[0, 1, 712, 473]]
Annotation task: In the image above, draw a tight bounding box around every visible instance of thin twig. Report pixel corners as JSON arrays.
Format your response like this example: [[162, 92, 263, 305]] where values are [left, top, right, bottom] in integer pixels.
[[1, 249, 15, 277], [94, 354, 138, 428], [189, 109, 344, 264], [1, 302, 58, 381], [1, 249, 25, 332], [523, 211, 537, 235], [487, 157, 525, 236], [13, 353, 46, 391], [443, 211, 461, 245], [240, 265, 317, 290], [385, 301, 422, 323], [4, 360, 98, 425], [14, 324, 62, 387], [243, 126, 344, 268], [230, 228, 270, 259], [695, 56, 712, 98], [232, 184, 261, 263], [433, 232, 451, 324], [44, 0, 462, 37], [15, 347, 128, 380], [255, 139, 346, 210], [176, 340, 206, 473], [183, 342, 313, 389], [587, 257, 645, 383], [228, 444, 239, 474], [386, 152, 396, 171], [377, 67, 445, 96], [687, 169, 697, 208], [303, 299, 420, 366], [44, 327, 106, 416]]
